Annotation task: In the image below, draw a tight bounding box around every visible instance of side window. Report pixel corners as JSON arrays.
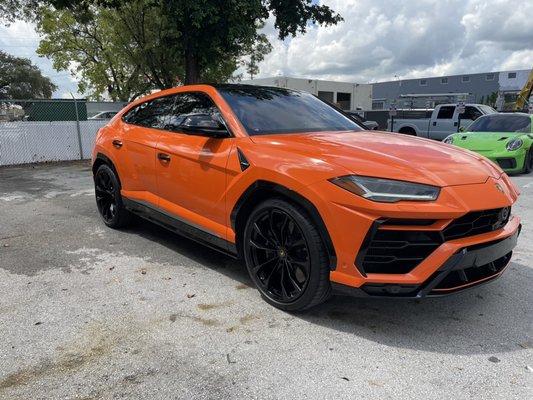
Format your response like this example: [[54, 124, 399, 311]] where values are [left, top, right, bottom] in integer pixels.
[[437, 106, 455, 119], [166, 92, 222, 133], [123, 96, 175, 129], [462, 106, 482, 121]]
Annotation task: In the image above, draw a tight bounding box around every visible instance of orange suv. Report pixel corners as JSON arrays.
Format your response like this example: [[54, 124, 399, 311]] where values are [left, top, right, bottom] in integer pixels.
[[92, 85, 521, 311]]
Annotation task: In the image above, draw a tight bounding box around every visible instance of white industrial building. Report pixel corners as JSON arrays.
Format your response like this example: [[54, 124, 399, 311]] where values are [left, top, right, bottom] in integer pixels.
[[240, 76, 373, 111]]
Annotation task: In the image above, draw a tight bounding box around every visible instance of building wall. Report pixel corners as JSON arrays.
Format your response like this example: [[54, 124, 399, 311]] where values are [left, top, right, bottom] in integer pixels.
[[371, 69, 530, 110], [241, 77, 373, 110]]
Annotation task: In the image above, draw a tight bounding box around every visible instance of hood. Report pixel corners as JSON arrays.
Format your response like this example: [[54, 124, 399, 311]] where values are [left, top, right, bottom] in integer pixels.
[[457, 131, 521, 151], [250, 131, 502, 187]]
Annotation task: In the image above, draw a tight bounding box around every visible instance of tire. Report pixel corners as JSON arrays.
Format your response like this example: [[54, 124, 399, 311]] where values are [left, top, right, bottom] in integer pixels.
[[524, 148, 533, 174], [242, 198, 331, 311], [399, 127, 416, 136], [94, 164, 132, 228]]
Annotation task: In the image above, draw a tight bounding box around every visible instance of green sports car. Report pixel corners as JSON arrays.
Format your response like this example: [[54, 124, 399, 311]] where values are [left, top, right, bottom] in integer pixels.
[[444, 113, 533, 174]]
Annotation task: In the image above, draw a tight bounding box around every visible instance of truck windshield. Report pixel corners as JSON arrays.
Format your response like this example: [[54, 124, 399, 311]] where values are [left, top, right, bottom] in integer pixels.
[[217, 86, 363, 135], [467, 114, 531, 133]]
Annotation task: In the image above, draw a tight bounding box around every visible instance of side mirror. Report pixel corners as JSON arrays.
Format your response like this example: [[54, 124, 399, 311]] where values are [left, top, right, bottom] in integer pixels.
[[181, 113, 230, 138]]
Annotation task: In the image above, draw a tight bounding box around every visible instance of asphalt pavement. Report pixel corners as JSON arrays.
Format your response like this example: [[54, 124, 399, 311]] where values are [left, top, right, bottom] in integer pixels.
[[0, 161, 531, 399]]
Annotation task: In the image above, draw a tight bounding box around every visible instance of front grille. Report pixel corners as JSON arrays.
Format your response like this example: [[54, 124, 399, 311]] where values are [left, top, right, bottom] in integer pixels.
[[442, 208, 510, 241], [357, 207, 511, 275], [496, 158, 516, 169], [431, 252, 511, 293], [362, 230, 441, 274]]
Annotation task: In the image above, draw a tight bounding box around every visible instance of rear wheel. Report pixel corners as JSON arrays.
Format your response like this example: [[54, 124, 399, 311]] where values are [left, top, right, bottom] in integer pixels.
[[242, 199, 331, 311], [94, 164, 132, 228], [399, 127, 416, 136], [524, 148, 533, 174]]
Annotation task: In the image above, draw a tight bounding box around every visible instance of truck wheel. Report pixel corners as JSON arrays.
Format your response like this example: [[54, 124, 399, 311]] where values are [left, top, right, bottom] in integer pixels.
[[399, 127, 416, 136]]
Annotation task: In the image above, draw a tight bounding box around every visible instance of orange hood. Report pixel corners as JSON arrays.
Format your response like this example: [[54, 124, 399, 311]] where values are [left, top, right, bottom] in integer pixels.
[[249, 131, 502, 187]]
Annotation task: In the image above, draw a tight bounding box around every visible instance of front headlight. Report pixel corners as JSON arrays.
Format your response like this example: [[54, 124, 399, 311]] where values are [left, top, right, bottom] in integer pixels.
[[506, 138, 523, 151], [330, 175, 440, 203], [443, 135, 454, 144]]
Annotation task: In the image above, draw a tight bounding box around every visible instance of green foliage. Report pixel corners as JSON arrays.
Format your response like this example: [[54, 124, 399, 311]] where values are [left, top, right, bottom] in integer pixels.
[[0, 50, 56, 99], [30, 0, 342, 98]]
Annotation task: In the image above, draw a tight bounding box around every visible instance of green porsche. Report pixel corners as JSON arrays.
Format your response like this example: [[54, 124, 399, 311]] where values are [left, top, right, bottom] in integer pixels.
[[444, 113, 533, 174]]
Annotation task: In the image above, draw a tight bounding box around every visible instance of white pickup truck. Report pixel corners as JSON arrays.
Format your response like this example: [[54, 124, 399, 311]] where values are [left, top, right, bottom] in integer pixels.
[[388, 103, 496, 141]]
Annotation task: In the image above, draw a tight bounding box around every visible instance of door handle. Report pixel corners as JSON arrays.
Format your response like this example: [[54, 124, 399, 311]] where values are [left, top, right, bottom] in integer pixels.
[[112, 139, 123, 148], [432, 121, 437, 126], [453, 122, 458, 126], [158, 152, 171, 162]]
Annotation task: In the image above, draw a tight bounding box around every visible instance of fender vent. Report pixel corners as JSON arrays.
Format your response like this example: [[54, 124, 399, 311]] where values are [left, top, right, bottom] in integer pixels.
[[237, 148, 250, 171]]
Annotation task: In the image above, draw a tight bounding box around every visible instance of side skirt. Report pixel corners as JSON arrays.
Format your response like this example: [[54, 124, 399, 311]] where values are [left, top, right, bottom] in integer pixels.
[[123, 197, 238, 258]]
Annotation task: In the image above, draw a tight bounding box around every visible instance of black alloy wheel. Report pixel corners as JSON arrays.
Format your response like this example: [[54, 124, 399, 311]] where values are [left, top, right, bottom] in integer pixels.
[[94, 164, 131, 228], [243, 199, 331, 311]]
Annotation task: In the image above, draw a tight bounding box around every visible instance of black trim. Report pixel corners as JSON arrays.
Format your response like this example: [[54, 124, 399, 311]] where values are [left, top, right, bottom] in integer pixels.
[[230, 180, 337, 270], [354, 219, 384, 277], [123, 197, 238, 258], [496, 158, 517, 170], [237, 148, 250, 171], [335, 225, 520, 298]]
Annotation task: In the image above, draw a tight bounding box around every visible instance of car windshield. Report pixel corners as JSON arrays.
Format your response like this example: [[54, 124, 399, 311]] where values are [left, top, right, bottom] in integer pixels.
[[479, 105, 497, 115], [217, 86, 363, 135], [467, 114, 531, 133]]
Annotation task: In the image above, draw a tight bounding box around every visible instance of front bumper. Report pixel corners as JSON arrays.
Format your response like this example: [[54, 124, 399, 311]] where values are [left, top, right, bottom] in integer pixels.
[[479, 149, 526, 174], [333, 224, 520, 298]]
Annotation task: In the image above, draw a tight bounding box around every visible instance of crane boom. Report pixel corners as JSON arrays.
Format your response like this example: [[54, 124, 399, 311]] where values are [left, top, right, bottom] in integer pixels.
[[515, 68, 533, 111]]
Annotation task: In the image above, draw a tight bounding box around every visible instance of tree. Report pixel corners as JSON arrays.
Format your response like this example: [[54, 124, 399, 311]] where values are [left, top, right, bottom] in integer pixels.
[[36, 4, 170, 101], [0, 50, 57, 99], [31, 0, 342, 84], [243, 22, 273, 80]]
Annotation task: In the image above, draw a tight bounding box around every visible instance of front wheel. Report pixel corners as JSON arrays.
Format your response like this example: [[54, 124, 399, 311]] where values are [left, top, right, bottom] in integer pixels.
[[242, 199, 331, 311]]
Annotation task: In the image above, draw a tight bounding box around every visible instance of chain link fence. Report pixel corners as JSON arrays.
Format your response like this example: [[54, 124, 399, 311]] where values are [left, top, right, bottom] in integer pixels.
[[0, 99, 127, 166]]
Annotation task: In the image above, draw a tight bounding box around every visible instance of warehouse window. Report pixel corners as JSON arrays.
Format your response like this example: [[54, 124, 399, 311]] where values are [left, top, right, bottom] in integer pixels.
[[317, 91, 334, 103], [462, 76, 470, 83], [420, 79, 427, 86], [372, 101, 384, 110], [486, 73, 495, 81], [441, 77, 448, 84], [508, 72, 517, 79], [336, 92, 351, 110]]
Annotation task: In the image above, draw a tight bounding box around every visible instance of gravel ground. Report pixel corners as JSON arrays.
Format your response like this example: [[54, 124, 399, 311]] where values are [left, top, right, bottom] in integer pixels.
[[0, 161, 531, 400]]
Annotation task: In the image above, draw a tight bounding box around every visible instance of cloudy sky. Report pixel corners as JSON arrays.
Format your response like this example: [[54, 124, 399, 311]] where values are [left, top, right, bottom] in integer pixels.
[[1, 0, 532, 97]]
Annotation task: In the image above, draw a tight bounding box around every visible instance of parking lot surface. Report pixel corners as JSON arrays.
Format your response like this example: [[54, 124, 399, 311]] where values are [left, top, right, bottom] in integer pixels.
[[0, 161, 531, 400]]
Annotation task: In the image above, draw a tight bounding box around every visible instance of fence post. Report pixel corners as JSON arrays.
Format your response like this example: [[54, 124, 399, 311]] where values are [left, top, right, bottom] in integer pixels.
[[71, 93, 83, 160]]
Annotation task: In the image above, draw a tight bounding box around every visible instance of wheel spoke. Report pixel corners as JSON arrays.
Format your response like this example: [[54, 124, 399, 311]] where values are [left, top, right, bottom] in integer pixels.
[[253, 222, 276, 247], [251, 255, 279, 274], [268, 210, 282, 245], [249, 239, 276, 252], [263, 259, 282, 288], [285, 260, 303, 293], [279, 213, 290, 245], [279, 264, 290, 300]]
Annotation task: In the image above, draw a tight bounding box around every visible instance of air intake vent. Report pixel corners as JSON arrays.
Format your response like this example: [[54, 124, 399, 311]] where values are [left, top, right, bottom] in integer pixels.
[[237, 148, 250, 171]]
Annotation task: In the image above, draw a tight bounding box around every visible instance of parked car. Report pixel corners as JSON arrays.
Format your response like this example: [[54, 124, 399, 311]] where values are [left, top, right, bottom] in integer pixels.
[[345, 111, 379, 130], [390, 103, 496, 140], [89, 111, 118, 120], [92, 84, 521, 311], [444, 113, 533, 174]]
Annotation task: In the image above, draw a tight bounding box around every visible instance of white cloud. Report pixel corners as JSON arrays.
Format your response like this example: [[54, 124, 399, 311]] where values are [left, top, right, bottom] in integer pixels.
[[2, 0, 532, 96], [0, 20, 81, 97], [247, 0, 533, 83]]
